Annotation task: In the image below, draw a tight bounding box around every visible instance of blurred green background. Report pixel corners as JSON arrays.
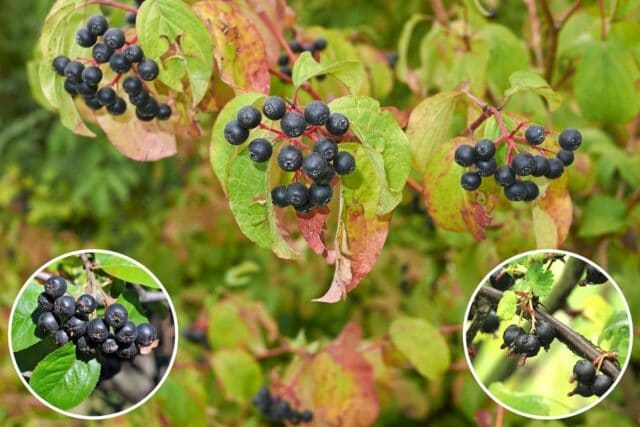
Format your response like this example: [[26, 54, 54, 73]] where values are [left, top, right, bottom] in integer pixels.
[[1, 0, 640, 426]]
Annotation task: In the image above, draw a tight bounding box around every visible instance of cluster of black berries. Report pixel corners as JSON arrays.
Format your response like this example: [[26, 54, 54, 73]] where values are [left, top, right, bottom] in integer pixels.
[[277, 38, 328, 78], [455, 127, 582, 201], [252, 387, 313, 424], [223, 96, 356, 213], [501, 318, 556, 364], [126, 0, 146, 25], [579, 265, 608, 286], [51, 14, 171, 121], [35, 276, 158, 361], [569, 360, 613, 398]]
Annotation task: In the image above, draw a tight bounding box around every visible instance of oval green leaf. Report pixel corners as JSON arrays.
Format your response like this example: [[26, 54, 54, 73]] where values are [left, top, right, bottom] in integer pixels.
[[292, 52, 363, 94], [95, 253, 160, 289], [11, 282, 44, 352]]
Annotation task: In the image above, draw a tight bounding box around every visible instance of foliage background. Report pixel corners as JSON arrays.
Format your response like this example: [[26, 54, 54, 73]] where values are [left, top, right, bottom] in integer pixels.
[[0, 0, 640, 426]]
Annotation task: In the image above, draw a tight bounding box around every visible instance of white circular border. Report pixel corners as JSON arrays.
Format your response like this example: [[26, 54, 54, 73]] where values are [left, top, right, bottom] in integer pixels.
[[7, 249, 180, 420], [462, 249, 634, 420]]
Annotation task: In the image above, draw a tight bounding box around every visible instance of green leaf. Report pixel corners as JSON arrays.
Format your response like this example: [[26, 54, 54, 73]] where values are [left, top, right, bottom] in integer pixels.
[[488, 382, 552, 416], [574, 41, 640, 123], [95, 253, 160, 289], [328, 96, 410, 214], [599, 310, 631, 361], [292, 52, 363, 94], [207, 303, 251, 350], [405, 91, 462, 175], [116, 290, 149, 325], [30, 343, 101, 410], [478, 24, 529, 95], [525, 262, 554, 298], [504, 70, 561, 110], [579, 195, 627, 238], [15, 336, 58, 372], [395, 14, 430, 85], [212, 349, 262, 403], [210, 93, 297, 259], [137, 0, 214, 105], [389, 316, 450, 380], [496, 290, 518, 320], [11, 282, 44, 352]]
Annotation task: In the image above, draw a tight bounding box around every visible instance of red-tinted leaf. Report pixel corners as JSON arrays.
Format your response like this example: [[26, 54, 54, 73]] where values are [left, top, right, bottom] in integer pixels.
[[532, 174, 572, 247], [296, 206, 335, 262], [240, 0, 296, 64]]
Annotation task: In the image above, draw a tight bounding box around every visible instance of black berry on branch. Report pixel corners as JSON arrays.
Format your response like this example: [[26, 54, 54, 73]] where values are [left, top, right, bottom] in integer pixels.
[[532, 155, 549, 177], [44, 276, 67, 298], [569, 382, 594, 397], [104, 303, 128, 329], [480, 311, 500, 333], [572, 360, 596, 384], [38, 293, 54, 311], [97, 87, 117, 106], [124, 44, 144, 63], [533, 319, 555, 350], [37, 311, 60, 334], [237, 105, 262, 129], [545, 158, 564, 179], [224, 120, 249, 145], [334, 151, 356, 175], [490, 270, 514, 290], [271, 185, 288, 207], [76, 28, 97, 48], [461, 171, 481, 191], [501, 324, 525, 349], [65, 315, 88, 338], [476, 158, 497, 177], [87, 15, 108, 36], [82, 66, 103, 85], [55, 330, 70, 346], [137, 59, 160, 81], [302, 152, 329, 181], [591, 374, 613, 397], [514, 333, 541, 358], [512, 152, 535, 176], [313, 137, 338, 161], [248, 138, 273, 162], [252, 387, 314, 424], [107, 97, 127, 115], [504, 181, 527, 202], [556, 149, 574, 166], [52, 56, 70, 76], [475, 139, 496, 160], [309, 184, 333, 206], [278, 145, 304, 172], [109, 52, 132, 74], [304, 100, 330, 125], [103, 28, 125, 49], [101, 337, 118, 354], [454, 144, 476, 167], [135, 323, 158, 347], [263, 96, 287, 120], [524, 124, 546, 145], [53, 295, 76, 320], [281, 112, 307, 137], [285, 182, 310, 208], [326, 113, 350, 136], [92, 43, 114, 63], [559, 128, 582, 151], [494, 166, 516, 187], [582, 265, 608, 285], [115, 321, 138, 345]]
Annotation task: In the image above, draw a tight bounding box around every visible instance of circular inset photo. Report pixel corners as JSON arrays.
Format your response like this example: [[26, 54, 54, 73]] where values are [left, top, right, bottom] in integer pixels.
[[8, 249, 177, 419], [463, 250, 632, 419]]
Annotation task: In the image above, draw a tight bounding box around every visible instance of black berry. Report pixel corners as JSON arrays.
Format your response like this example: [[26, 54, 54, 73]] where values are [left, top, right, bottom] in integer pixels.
[[76, 294, 97, 315], [109, 52, 132, 74], [129, 90, 150, 107], [76, 28, 97, 48], [514, 333, 541, 357], [124, 44, 144, 63], [115, 321, 138, 345], [585, 265, 608, 284], [107, 97, 127, 115], [122, 76, 143, 94], [280, 112, 306, 137], [76, 82, 97, 96], [104, 303, 128, 329], [313, 38, 327, 51], [84, 95, 103, 110], [86, 15, 108, 36], [461, 171, 481, 191], [559, 128, 582, 151], [480, 311, 500, 333], [288, 40, 302, 53], [502, 324, 525, 348], [532, 155, 549, 177], [76, 335, 97, 356], [54, 330, 69, 346], [92, 43, 114, 63], [278, 53, 289, 66], [38, 293, 54, 311], [248, 138, 273, 162], [63, 61, 85, 84], [103, 28, 125, 49], [545, 158, 565, 179], [97, 87, 117, 106], [65, 315, 88, 338], [126, 12, 137, 25], [117, 342, 138, 359], [285, 183, 309, 208], [262, 96, 287, 120], [137, 59, 160, 81], [523, 181, 539, 201], [525, 124, 546, 145], [52, 55, 70, 76], [511, 152, 536, 176], [53, 295, 76, 320], [37, 312, 59, 334], [81, 66, 102, 85], [87, 318, 109, 343], [224, 120, 249, 145], [504, 181, 528, 201], [157, 104, 172, 120], [313, 137, 338, 161], [591, 375, 613, 397], [136, 323, 158, 346], [302, 153, 329, 180], [556, 149, 574, 166], [476, 158, 497, 177], [533, 320, 555, 349], [334, 151, 356, 175], [570, 382, 594, 397], [314, 164, 335, 185], [277, 145, 303, 171], [44, 276, 67, 298], [454, 144, 476, 167], [475, 139, 496, 160], [300, 410, 314, 422], [309, 184, 333, 206], [101, 337, 118, 354], [271, 185, 288, 207], [326, 113, 349, 135], [573, 360, 596, 384], [494, 166, 516, 187], [237, 105, 262, 129], [136, 98, 159, 121], [304, 101, 330, 125], [490, 270, 514, 290]]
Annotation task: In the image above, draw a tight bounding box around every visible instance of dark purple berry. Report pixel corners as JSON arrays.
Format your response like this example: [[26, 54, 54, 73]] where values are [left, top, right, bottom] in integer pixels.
[[44, 276, 67, 298]]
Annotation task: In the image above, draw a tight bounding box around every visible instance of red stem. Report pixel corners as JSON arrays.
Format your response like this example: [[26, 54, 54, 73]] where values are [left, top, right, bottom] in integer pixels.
[[258, 123, 288, 139], [79, 0, 138, 13], [259, 11, 296, 63], [107, 73, 123, 88], [268, 67, 322, 101]]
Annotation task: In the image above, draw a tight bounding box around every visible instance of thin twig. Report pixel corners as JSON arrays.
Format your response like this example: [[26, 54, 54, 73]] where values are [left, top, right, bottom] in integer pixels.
[[495, 404, 504, 427], [132, 284, 167, 304], [259, 11, 296, 63], [80, 253, 99, 296], [524, 0, 544, 68], [78, 0, 138, 13], [406, 177, 423, 194]]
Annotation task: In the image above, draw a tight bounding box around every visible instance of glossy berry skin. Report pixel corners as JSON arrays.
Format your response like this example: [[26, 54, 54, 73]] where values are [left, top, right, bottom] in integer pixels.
[[157, 104, 172, 120], [475, 139, 496, 160], [237, 105, 262, 129], [122, 76, 142, 94], [476, 158, 497, 177], [53, 55, 70, 76], [277, 145, 303, 171], [97, 87, 117, 106], [525, 124, 546, 145], [63, 61, 85, 83], [314, 164, 336, 185], [104, 303, 128, 329], [271, 185, 288, 207], [136, 323, 158, 346], [285, 183, 310, 208], [532, 155, 549, 177], [248, 138, 272, 162], [571, 382, 594, 397], [334, 151, 356, 175], [302, 153, 329, 180], [103, 28, 125, 49], [545, 158, 565, 179], [490, 270, 514, 290], [54, 330, 69, 346], [76, 335, 96, 356], [124, 44, 144, 63], [115, 321, 138, 345], [309, 184, 333, 206], [137, 59, 160, 81], [523, 181, 540, 201], [44, 276, 67, 298], [326, 113, 349, 135], [559, 128, 582, 151], [101, 337, 118, 354], [504, 181, 528, 201], [92, 43, 114, 63], [304, 101, 330, 125], [87, 15, 108, 36], [38, 293, 54, 311], [136, 98, 159, 121], [223, 120, 249, 145], [117, 343, 138, 359], [129, 90, 150, 107], [84, 95, 103, 110], [107, 97, 127, 115], [454, 144, 476, 167], [461, 171, 481, 191], [556, 149, 574, 166], [280, 112, 306, 137], [65, 316, 88, 337], [592, 375, 613, 397], [480, 311, 500, 333], [76, 82, 97, 96], [109, 52, 132, 74], [76, 294, 97, 315], [313, 38, 327, 51], [533, 320, 555, 349], [53, 295, 76, 320], [81, 66, 102, 85], [494, 166, 516, 187], [585, 265, 608, 284], [262, 96, 287, 120], [76, 28, 97, 48], [511, 152, 536, 176], [573, 360, 596, 384], [37, 312, 60, 334], [87, 318, 109, 343], [502, 324, 525, 348], [313, 137, 338, 161], [514, 333, 541, 357]]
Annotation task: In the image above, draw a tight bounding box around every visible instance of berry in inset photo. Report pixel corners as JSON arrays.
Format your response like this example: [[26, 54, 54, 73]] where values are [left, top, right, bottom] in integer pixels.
[[313, 137, 338, 161], [494, 166, 516, 187], [86, 15, 108, 36], [533, 320, 555, 349], [271, 185, 288, 207], [556, 149, 574, 166], [461, 171, 481, 191], [474, 139, 495, 160], [304, 101, 330, 125], [490, 270, 514, 291], [75, 294, 97, 315], [558, 128, 582, 151], [237, 105, 262, 129], [65, 315, 88, 338], [103, 28, 125, 49], [334, 151, 356, 175], [124, 44, 144, 63], [76, 28, 97, 48], [262, 96, 287, 120], [104, 303, 128, 329], [54, 329, 69, 346], [277, 145, 303, 171], [115, 321, 138, 345], [38, 293, 54, 311], [53, 295, 76, 320], [87, 318, 109, 343], [280, 112, 306, 137], [501, 324, 525, 349], [569, 382, 594, 397], [514, 333, 541, 357], [480, 311, 500, 333], [248, 138, 272, 163], [525, 124, 546, 145], [101, 337, 119, 354], [52, 55, 70, 76], [302, 152, 329, 181], [572, 360, 596, 384], [285, 183, 310, 208], [44, 276, 67, 299], [545, 158, 564, 179], [224, 120, 250, 145], [326, 113, 349, 135], [37, 312, 60, 334], [137, 59, 160, 81], [592, 375, 613, 397], [136, 323, 158, 347], [511, 152, 536, 176], [585, 265, 608, 284], [309, 184, 332, 206], [454, 144, 476, 167], [76, 335, 97, 356], [117, 342, 138, 359]]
